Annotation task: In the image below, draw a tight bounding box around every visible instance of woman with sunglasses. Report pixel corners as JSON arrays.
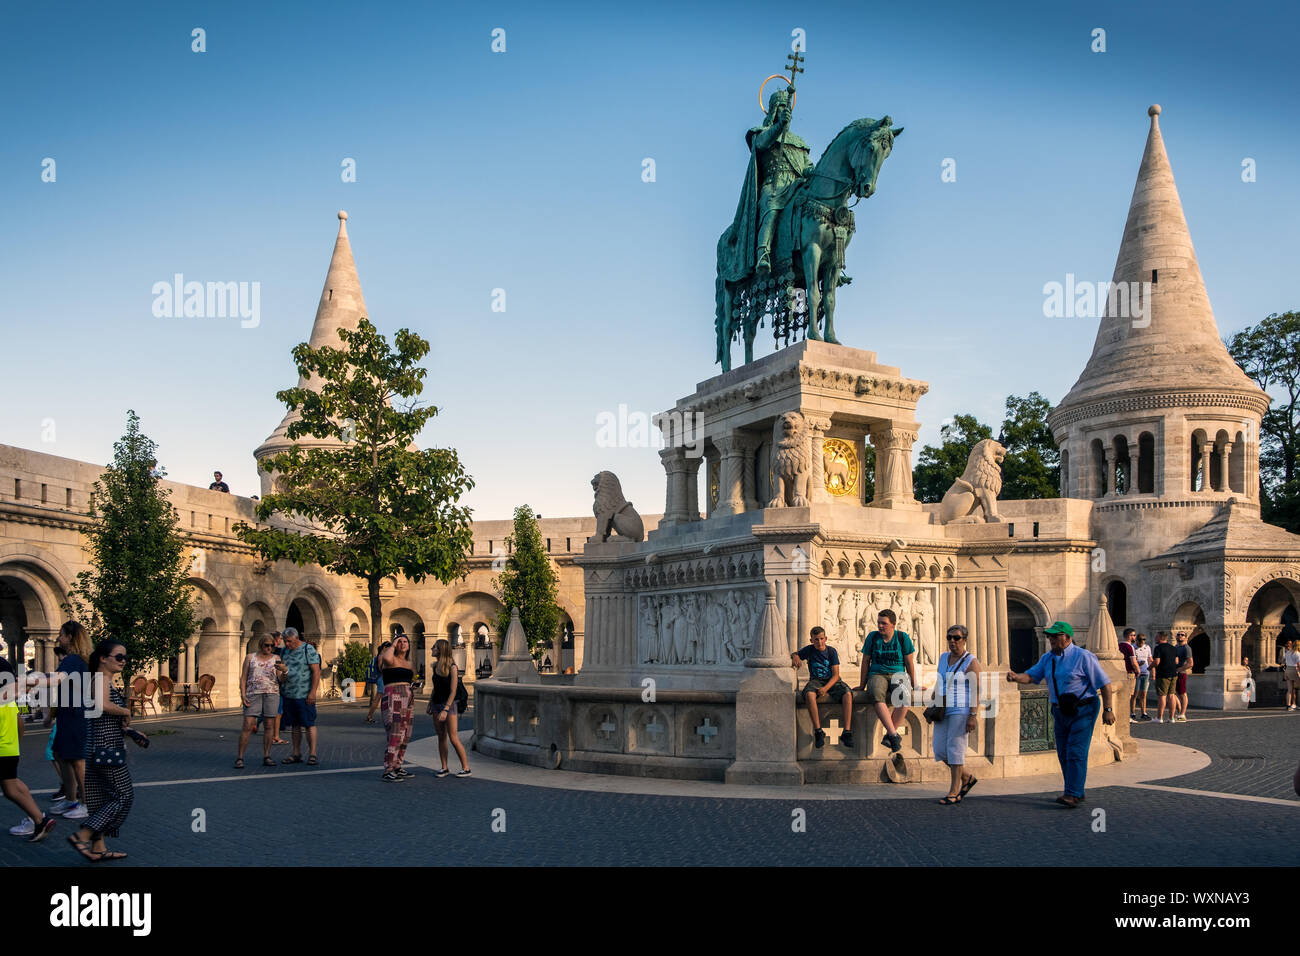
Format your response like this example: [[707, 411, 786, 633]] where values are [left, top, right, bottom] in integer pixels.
[[235, 636, 287, 768], [69, 640, 142, 862], [933, 624, 982, 805]]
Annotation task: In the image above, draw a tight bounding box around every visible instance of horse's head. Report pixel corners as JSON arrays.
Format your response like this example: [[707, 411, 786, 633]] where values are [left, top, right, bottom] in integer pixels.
[[847, 116, 903, 199]]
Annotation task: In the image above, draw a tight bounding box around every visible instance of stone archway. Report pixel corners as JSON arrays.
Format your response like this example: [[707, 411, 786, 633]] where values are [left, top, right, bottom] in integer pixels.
[[0, 555, 70, 671], [1005, 587, 1050, 671], [439, 591, 505, 684]]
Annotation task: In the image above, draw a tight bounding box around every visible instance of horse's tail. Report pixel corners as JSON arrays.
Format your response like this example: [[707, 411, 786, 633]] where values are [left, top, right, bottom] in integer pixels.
[[714, 274, 728, 364]]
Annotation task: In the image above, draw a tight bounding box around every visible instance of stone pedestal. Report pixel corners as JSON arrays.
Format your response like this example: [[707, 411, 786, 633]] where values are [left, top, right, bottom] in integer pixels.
[[727, 586, 802, 785]]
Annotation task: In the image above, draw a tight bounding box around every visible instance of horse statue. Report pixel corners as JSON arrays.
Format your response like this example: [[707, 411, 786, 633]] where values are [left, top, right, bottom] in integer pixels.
[[715, 116, 902, 372]]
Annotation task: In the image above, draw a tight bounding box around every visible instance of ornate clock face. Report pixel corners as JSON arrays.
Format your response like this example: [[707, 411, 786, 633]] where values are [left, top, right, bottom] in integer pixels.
[[822, 438, 859, 497]]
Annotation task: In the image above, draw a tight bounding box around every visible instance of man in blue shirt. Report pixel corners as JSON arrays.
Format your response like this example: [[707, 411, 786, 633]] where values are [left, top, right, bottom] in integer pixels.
[[791, 627, 854, 750], [1007, 621, 1116, 808]]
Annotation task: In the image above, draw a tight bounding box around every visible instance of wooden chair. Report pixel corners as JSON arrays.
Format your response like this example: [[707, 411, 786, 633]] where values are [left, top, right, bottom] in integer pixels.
[[142, 678, 159, 716], [128, 676, 148, 717], [157, 676, 176, 712], [196, 674, 215, 711]]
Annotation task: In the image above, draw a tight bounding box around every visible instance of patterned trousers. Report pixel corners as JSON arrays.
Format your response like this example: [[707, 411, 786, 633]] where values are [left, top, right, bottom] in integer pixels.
[[85, 763, 134, 839], [383, 684, 414, 771]]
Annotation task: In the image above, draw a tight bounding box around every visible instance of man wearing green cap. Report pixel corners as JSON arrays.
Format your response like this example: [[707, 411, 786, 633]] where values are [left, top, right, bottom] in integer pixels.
[[1007, 621, 1116, 808]]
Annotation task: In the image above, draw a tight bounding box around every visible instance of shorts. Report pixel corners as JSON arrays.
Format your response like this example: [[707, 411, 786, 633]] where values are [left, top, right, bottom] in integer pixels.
[[1284, 667, 1298, 685], [1156, 676, 1177, 697], [865, 672, 912, 706], [1135, 675, 1150, 695], [0, 755, 17, 781], [802, 678, 850, 703], [281, 698, 317, 729], [243, 692, 281, 719], [1176, 673, 1188, 695], [932, 712, 969, 765]]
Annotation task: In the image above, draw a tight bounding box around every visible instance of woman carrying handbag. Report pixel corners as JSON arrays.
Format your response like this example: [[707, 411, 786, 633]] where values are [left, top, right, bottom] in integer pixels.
[[927, 625, 981, 805]]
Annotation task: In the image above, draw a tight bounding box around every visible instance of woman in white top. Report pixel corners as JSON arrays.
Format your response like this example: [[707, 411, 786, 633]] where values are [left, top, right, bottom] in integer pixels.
[[235, 637, 286, 768], [932, 624, 982, 804], [1283, 640, 1300, 711]]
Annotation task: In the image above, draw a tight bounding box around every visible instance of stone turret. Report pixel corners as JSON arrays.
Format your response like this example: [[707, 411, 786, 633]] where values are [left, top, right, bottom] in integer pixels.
[[254, 211, 369, 495], [1048, 106, 1269, 506]]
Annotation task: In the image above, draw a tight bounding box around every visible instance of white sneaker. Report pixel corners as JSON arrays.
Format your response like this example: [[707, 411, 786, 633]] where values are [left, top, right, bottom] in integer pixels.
[[1155, 717, 1163, 723], [9, 817, 34, 837], [61, 802, 88, 820]]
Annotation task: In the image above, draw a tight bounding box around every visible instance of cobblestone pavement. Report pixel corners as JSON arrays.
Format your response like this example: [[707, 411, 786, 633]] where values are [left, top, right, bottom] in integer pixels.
[[1, 704, 1294, 867]]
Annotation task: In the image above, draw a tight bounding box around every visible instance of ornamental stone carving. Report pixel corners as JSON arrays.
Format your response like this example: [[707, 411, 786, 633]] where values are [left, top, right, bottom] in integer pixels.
[[592, 471, 645, 541], [638, 589, 764, 665], [938, 439, 1006, 524], [767, 411, 812, 508]]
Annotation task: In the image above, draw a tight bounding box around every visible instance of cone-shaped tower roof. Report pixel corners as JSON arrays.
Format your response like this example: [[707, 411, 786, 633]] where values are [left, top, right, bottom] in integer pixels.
[[255, 211, 369, 464], [1055, 105, 1261, 414]]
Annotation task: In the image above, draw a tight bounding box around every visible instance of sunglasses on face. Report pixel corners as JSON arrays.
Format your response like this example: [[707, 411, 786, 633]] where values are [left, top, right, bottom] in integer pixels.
[[110, 654, 127, 663], [946, 635, 964, 641]]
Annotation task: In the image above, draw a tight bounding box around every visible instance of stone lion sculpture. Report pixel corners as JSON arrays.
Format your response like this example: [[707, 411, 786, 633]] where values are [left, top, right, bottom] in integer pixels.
[[592, 471, 645, 542], [767, 411, 811, 508], [939, 439, 1007, 525]]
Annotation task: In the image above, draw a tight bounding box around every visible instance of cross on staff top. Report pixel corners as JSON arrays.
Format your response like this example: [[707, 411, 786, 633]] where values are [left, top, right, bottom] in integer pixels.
[[785, 51, 805, 86]]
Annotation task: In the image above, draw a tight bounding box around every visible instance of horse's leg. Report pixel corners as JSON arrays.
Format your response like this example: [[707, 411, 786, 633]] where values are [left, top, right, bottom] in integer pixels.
[[802, 239, 823, 341], [823, 259, 840, 346]]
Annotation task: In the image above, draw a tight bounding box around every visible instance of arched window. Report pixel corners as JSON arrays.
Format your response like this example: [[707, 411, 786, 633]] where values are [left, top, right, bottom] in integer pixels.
[[1090, 438, 1106, 498], [1105, 580, 1128, 627], [1230, 430, 1246, 494], [1138, 432, 1156, 494], [1112, 436, 1130, 495], [1189, 631, 1210, 674], [1007, 599, 1039, 672]]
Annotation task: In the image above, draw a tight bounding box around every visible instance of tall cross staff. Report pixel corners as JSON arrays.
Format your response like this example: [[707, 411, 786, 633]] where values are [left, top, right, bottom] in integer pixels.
[[785, 50, 805, 88]]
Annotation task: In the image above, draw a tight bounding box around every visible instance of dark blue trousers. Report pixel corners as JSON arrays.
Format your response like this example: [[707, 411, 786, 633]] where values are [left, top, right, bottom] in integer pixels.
[[1051, 696, 1100, 798]]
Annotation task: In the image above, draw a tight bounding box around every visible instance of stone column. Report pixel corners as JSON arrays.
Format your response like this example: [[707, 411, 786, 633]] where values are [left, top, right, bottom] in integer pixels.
[[659, 448, 689, 525], [1104, 446, 1116, 496], [682, 454, 703, 522], [1219, 442, 1232, 493], [869, 423, 920, 510], [808, 417, 832, 506], [26, 628, 58, 672], [1130, 444, 1142, 494], [740, 437, 761, 512], [993, 584, 1009, 668], [184, 635, 201, 684], [713, 436, 747, 517]]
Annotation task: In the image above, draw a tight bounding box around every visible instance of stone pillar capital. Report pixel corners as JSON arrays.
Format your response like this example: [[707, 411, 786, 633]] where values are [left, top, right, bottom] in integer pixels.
[[869, 422, 920, 510]]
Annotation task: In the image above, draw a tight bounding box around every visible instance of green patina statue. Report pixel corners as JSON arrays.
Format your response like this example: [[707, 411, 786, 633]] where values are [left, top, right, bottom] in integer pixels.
[[715, 61, 902, 371]]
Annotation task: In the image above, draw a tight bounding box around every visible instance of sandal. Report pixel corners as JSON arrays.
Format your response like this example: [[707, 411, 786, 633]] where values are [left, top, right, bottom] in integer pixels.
[[97, 850, 127, 861], [263, 757, 276, 767], [282, 755, 303, 764], [939, 795, 962, 805], [306, 755, 318, 765], [959, 776, 978, 798], [67, 837, 102, 862], [233, 759, 245, 769]]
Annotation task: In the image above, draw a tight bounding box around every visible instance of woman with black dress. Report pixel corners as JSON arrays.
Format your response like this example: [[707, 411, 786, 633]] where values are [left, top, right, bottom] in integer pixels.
[[68, 640, 143, 862], [427, 638, 470, 777]]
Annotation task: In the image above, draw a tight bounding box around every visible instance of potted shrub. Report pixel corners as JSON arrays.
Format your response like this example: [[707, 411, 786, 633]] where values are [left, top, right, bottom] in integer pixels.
[[335, 641, 373, 703]]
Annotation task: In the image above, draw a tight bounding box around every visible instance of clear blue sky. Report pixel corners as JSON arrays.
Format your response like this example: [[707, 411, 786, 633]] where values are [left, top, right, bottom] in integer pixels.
[[2, 0, 1296, 519]]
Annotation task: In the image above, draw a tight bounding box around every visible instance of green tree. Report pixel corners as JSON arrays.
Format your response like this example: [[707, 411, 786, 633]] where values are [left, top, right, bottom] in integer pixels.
[[1228, 311, 1300, 532], [493, 505, 561, 659], [913, 414, 993, 503], [235, 318, 475, 649], [67, 411, 200, 679], [999, 392, 1060, 500]]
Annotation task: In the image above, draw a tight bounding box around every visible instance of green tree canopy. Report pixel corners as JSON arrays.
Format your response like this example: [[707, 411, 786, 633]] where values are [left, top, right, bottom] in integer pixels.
[[67, 410, 200, 679], [494, 505, 562, 659], [999, 391, 1060, 500], [235, 318, 475, 648], [1228, 311, 1300, 532]]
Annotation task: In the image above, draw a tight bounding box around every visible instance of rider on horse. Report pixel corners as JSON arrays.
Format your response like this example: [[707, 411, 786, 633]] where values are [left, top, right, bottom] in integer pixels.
[[718, 86, 812, 283]]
